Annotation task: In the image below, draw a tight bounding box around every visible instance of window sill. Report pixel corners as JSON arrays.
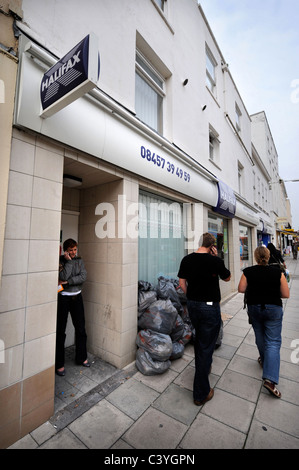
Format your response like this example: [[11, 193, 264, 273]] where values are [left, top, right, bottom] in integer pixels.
[[209, 158, 222, 172], [206, 86, 221, 109]]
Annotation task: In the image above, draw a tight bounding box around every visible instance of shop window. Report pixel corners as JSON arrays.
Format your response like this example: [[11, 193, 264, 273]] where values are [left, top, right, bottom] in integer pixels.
[[135, 51, 165, 133], [239, 223, 252, 269], [138, 191, 186, 285], [208, 213, 229, 268]]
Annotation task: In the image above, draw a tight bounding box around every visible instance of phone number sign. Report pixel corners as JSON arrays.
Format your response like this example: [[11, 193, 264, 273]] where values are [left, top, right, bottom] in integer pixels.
[[140, 146, 191, 183]]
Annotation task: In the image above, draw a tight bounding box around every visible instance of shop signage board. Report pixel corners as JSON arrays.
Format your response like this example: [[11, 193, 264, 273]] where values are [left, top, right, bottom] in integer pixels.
[[40, 33, 100, 118], [213, 180, 236, 218]]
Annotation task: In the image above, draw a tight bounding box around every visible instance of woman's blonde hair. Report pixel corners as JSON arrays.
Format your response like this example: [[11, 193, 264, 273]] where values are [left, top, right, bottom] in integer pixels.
[[254, 246, 270, 266]]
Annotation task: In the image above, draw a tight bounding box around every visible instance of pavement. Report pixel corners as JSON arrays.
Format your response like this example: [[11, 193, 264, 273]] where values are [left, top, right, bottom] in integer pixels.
[[9, 256, 299, 450]]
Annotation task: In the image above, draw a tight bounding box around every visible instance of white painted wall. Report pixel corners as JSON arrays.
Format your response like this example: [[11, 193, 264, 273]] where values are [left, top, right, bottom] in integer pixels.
[[20, 0, 255, 204]]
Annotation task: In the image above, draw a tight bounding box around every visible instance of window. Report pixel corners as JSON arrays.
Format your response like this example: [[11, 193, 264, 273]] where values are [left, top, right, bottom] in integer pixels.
[[206, 46, 217, 94], [155, 0, 166, 10], [138, 191, 186, 285], [235, 104, 242, 133], [257, 176, 261, 206], [208, 213, 229, 268], [239, 224, 252, 269], [135, 51, 165, 133], [253, 170, 256, 202], [209, 125, 220, 164], [209, 134, 215, 161], [238, 161, 244, 195]]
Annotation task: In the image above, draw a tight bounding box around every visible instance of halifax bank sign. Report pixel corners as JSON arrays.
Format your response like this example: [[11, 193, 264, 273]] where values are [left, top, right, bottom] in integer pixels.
[[40, 33, 100, 118]]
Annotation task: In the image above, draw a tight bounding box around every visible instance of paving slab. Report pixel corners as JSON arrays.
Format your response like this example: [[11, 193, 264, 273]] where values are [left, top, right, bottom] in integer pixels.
[[30, 421, 57, 446], [221, 332, 243, 348], [8, 434, 38, 449], [39, 428, 87, 449], [216, 369, 261, 402], [106, 378, 159, 420], [180, 413, 246, 449], [228, 354, 262, 380], [254, 393, 299, 438], [133, 368, 179, 394], [223, 324, 250, 338], [68, 399, 134, 449], [214, 343, 238, 360], [152, 383, 199, 425], [122, 407, 188, 449], [202, 388, 256, 434], [280, 361, 299, 382], [245, 419, 299, 449]]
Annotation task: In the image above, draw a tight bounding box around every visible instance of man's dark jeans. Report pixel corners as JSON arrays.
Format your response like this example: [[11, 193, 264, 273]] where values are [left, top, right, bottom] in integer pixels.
[[187, 300, 221, 402], [56, 293, 87, 369]]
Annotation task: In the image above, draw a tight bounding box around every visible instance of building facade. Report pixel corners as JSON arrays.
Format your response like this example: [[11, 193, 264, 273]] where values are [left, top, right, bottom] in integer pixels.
[[0, 0, 291, 447], [251, 111, 292, 249]]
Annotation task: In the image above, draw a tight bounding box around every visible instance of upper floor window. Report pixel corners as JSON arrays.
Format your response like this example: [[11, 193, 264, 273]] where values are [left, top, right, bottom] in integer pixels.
[[155, 0, 166, 11], [235, 103, 242, 133], [238, 161, 244, 195], [135, 50, 165, 133], [206, 46, 217, 94], [209, 125, 220, 165]]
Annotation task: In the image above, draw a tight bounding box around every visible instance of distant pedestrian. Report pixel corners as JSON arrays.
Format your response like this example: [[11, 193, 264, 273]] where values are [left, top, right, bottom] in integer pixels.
[[178, 233, 231, 405], [238, 246, 289, 398], [267, 243, 286, 270]]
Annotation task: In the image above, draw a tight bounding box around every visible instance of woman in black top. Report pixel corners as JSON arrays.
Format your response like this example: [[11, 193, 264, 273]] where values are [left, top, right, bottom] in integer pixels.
[[238, 246, 289, 398], [267, 243, 286, 270]]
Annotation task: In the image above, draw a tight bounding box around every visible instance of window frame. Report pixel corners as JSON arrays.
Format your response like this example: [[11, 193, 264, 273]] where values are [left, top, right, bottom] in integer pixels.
[[209, 125, 220, 165], [238, 161, 244, 195], [235, 103, 242, 133], [138, 190, 187, 284], [206, 45, 217, 94], [155, 0, 166, 11], [135, 50, 165, 133]]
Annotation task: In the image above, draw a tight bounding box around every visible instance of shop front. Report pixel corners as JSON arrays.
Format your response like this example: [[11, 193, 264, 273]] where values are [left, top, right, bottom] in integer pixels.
[[0, 32, 262, 445], [257, 219, 272, 247], [11, 32, 223, 367]]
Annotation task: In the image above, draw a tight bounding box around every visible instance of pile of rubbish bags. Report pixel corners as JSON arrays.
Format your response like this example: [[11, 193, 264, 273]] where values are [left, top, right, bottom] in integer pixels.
[[136, 276, 224, 376]]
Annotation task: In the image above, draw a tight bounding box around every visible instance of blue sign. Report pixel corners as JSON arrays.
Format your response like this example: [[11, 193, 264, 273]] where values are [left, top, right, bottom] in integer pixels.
[[40, 34, 100, 117], [213, 181, 236, 219]]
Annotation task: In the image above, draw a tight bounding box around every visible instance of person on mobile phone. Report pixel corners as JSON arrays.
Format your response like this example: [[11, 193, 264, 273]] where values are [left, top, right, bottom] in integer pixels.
[[55, 238, 89, 376], [178, 233, 231, 405]]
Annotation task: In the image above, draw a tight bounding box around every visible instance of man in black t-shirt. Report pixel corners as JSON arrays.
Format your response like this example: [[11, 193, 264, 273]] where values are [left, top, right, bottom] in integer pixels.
[[178, 233, 231, 405]]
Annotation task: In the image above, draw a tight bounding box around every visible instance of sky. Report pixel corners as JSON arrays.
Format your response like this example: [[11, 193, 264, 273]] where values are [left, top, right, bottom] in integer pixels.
[[199, 0, 299, 231]]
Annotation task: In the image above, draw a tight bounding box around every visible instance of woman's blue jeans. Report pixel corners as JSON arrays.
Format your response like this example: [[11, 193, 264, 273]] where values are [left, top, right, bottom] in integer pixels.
[[187, 300, 221, 402], [247, 304, 283, 384]]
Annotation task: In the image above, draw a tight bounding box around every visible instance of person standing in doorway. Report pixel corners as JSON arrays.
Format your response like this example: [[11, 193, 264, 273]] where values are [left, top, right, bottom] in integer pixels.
[[56, 239, 89, 376], [238, 246, 289, 398], [178, 233, 231, 405]]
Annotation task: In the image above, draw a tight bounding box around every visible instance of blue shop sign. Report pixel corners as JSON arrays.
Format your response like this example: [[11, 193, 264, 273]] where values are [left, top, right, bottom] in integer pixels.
[[40, 33, 100, 117], [213, 181, 236, 219]]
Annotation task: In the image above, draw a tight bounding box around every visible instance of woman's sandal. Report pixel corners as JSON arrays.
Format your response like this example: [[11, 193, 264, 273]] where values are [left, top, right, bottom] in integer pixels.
[[263, 380, 281, 398]]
